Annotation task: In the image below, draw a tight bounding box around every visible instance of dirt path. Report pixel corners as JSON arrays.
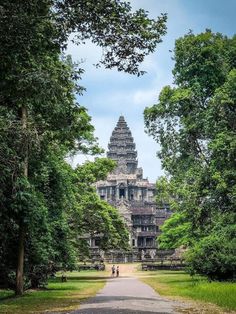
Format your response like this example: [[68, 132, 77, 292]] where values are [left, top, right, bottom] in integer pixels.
[[71, 264, 189, 314]]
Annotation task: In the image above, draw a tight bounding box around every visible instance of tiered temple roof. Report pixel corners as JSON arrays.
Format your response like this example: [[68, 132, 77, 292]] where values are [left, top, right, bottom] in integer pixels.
[[107, 115, 138, 174], [91, 116, 172, 259]]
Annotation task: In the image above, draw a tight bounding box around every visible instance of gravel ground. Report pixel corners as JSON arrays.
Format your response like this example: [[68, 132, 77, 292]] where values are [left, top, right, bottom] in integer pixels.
[[71, 274, 189, 314]]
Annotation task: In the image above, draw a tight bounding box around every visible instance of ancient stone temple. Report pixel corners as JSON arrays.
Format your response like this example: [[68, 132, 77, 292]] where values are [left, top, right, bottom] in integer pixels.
[[91, 116, 171, 262]]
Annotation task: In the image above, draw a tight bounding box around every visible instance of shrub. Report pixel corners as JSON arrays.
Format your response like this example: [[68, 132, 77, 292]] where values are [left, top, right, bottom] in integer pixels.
[[186, 231, 236, 281]]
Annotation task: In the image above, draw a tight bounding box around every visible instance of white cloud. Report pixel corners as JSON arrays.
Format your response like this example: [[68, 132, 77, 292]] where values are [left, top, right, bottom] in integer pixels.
[[133, 88, 156, 106]]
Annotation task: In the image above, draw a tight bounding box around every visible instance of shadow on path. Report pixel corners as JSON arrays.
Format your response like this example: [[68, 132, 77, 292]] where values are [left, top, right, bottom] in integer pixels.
[[80, 295, 170, 304], [72, 308, 171, 314], [50, 266, 190, 314]]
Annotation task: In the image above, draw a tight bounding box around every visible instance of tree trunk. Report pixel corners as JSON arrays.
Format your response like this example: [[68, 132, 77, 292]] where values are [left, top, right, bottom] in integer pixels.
[[16, 221, 25, 295], [15, 105, 28, 296]]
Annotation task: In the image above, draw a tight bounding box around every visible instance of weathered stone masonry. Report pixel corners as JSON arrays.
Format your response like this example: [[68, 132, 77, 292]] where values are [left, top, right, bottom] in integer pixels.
[[91, 116, 171, 261]]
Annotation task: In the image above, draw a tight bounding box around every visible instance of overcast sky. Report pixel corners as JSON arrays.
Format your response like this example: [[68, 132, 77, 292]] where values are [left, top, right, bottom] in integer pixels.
[[67, 0, 236, 182]]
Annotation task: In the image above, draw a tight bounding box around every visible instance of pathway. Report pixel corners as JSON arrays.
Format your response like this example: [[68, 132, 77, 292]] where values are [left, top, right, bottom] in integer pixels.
[[71, 264, 188, 314]]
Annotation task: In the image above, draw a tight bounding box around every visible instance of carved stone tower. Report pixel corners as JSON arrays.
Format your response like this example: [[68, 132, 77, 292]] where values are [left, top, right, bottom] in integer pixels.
[[107, 115, 138, 174], [92, 116, 171, 261]]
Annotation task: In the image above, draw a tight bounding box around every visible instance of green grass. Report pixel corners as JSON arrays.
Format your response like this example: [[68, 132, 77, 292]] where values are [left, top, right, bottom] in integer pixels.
[[139, 270, 236, 312], [0, 270, 108, 314]]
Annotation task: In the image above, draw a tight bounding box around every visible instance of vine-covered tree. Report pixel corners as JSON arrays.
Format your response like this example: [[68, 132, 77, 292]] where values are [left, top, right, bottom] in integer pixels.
[[0, 0, 167, 294], [144, 30, 236, 280]]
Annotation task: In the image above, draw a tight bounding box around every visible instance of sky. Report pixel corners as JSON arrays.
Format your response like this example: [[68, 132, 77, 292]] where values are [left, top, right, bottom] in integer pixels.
[[67, 0, 236, 182]]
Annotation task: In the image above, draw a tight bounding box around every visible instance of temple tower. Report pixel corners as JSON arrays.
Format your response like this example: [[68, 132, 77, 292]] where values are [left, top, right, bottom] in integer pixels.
[[92, 116, 171, 261], [107, 115, 138, 174]]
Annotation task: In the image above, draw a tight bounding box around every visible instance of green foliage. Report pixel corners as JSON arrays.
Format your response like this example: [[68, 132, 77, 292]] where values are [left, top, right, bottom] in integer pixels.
[[75, 158, 116, 184], [55, 0, 167, 75], [144, 30, 236, 280], [141, 270, 236, 311], [158, 213, 191, 249], [186, 236, 235, 281], [1, 0, 161, 292], [75, 159, 129, 254], [186, 218, 236, 281], [0, 271, 107, 314], [155, 176, 174, 206]]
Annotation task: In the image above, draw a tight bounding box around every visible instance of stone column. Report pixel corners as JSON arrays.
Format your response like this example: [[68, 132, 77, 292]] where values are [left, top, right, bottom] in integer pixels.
[[125, 187, 128, 200], [143, 237, 146, 248], [116, 186, 119, 199]]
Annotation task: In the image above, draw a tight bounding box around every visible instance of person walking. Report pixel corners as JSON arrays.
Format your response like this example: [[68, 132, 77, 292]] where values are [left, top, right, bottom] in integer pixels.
[[111, 264, 115, 277], [116, 265, 119, 277]]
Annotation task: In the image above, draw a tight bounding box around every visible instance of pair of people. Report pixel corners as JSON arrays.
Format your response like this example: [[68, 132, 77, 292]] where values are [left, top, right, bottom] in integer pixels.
[[111, 265, 119, 277]]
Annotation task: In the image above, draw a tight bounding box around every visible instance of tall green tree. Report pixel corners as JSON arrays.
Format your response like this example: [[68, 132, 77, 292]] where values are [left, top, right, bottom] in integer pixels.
[[74, 159, 129, 254], [144, 30, 236, 280], [0, 0, 167, 294]]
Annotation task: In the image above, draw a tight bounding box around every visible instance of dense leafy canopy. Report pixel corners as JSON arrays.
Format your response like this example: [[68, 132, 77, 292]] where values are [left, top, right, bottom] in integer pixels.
[[158, 212, 191, 250], [55, 0, 167, 75], [0, 0, 166, 294], [144, 30, 236, 280], [74, 159, 129, 254]]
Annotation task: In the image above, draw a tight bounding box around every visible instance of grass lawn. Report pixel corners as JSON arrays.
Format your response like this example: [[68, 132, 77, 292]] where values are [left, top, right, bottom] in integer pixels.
[[139, 270, 236, 312], [0, 270, 108, 314]]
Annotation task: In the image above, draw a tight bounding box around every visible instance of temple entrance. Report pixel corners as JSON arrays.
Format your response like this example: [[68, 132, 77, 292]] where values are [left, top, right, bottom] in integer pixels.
[[119, 188, 125, 198]]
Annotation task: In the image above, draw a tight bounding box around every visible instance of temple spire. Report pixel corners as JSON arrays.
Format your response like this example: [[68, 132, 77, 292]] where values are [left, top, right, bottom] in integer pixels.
[[107, 116, 138, 174]]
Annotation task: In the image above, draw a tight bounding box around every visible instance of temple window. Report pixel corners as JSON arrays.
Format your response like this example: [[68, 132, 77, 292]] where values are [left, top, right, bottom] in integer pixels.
[[146, 238, 153, 246], [94, 239, 100, 246]]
